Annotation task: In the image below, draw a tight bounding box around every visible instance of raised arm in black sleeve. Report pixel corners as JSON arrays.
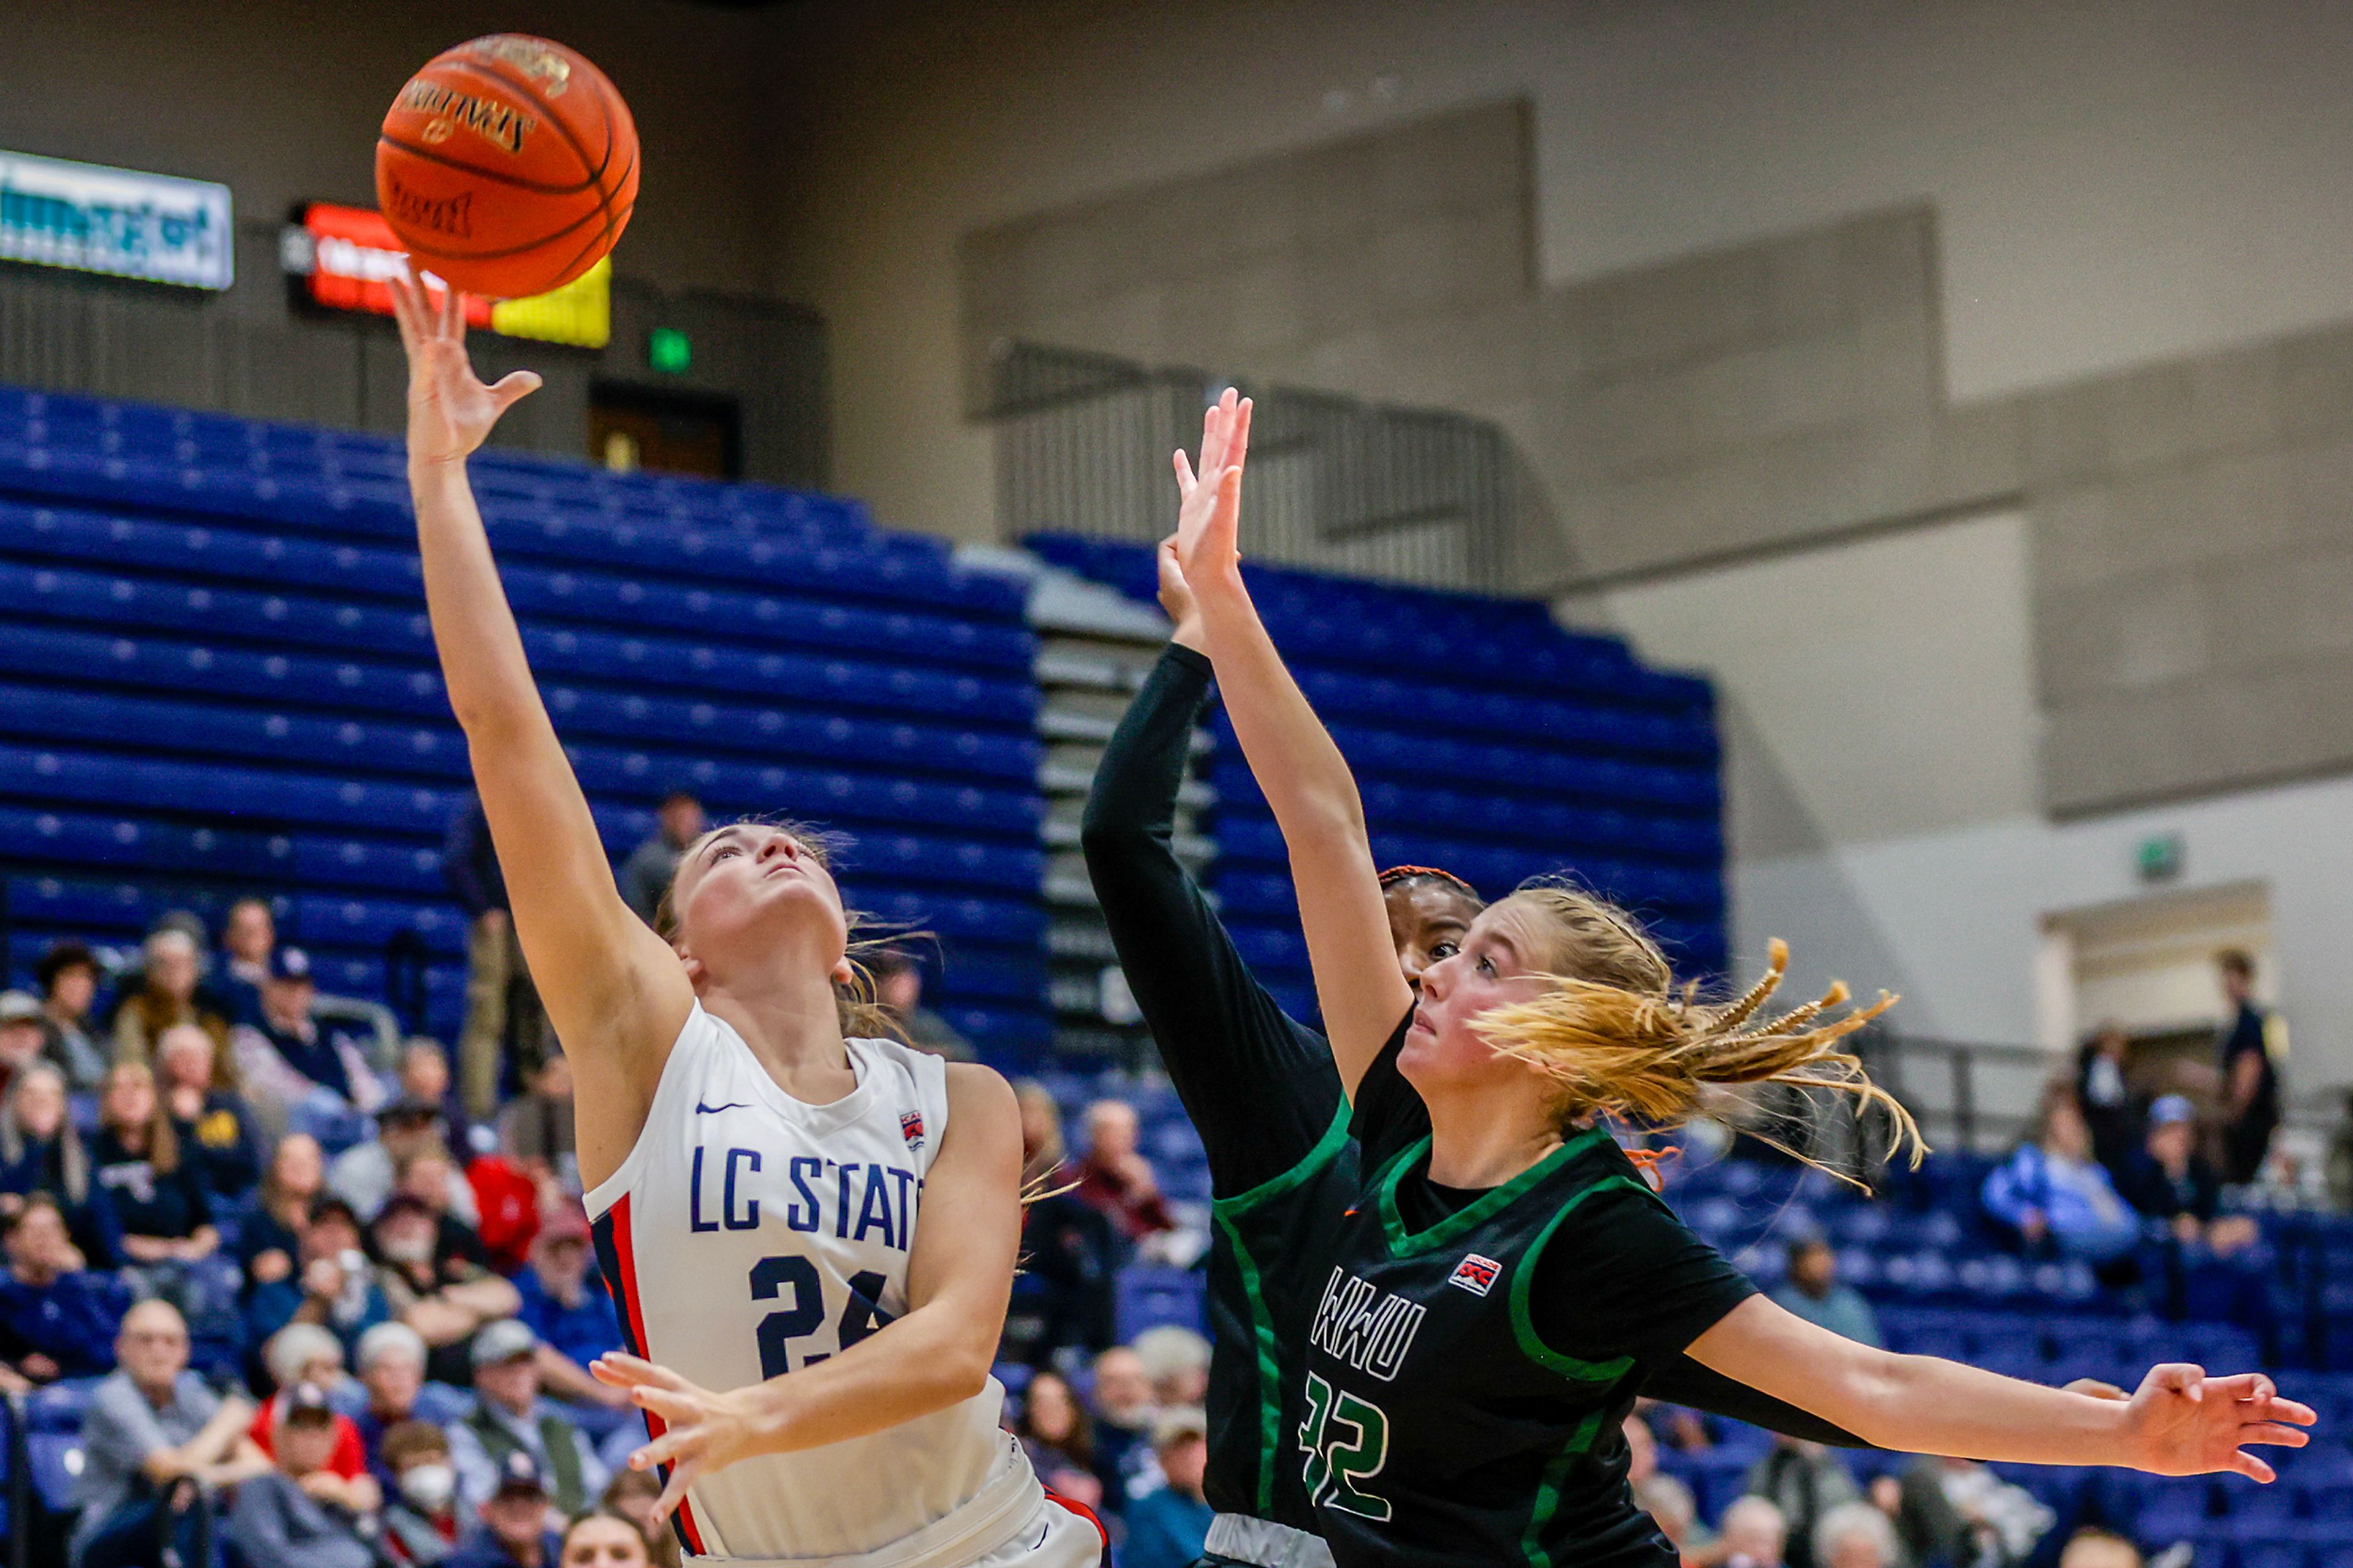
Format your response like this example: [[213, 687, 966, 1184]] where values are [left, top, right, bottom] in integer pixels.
[[1081, 643, 1344, 1196]]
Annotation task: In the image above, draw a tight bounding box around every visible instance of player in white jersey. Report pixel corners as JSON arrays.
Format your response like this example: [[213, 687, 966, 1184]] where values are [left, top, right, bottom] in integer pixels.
[[390, 273, 1102, 1568]]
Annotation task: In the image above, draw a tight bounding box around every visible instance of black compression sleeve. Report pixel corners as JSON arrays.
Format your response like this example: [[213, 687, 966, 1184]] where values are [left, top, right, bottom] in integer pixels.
[[1640, 1355, 1874, 1449], [1081, 644, 1343, 1195]]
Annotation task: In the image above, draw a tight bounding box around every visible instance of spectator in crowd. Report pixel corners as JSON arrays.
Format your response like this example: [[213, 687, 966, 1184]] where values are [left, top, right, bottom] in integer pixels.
[[2074, 1022, 2140, 1176], [245, 1195, 392, 1352], [1811, 1501, 1897, 1568], [157, 1023, 265, 1203], [1088, 1344, 1155, 1502], [449, 1320, 608, 1520], [2118, 1094, 2260, 1254], [372, 1192, 520, 1385], [0, 988, 47, 1101], [513, 1205, 629, 1409], [1624, 1417, 1711, 1566], [393, 1146, 495, 1270], [1769, 1237, 1881, 1348], [403, 1037, 480, 1157], [448, 791, 549, 1120], [34, 939, 109, 1088], [0, 1192, 127, 1382], [1073, 1098, 1175, 1246], [499, 1051, 578, 1195], [351, 1321, 444, 1475], [1121, 1407, 1213, 1568], [1745, 1435, 1859, 1568], [1003, 1083, 1116, 1365], [225, 1382, 379, 1568], [2058, 1529, 2140, 1568], [333, 1096, 482, 1224], [561, 1510, 654, 1568], [94, 1060, 222, 1300], [1719, 1496, 1789, 1568], [2215, 950, 2281, 1184], [449, 1449, 564, 1568], [240, 946, 377, 1116], [869, 949, 974, 1061], [250, 1324, 371, 1478], [382, 1418, 466, 1566], [618, 789, 704, 926], [1878, 1455, 2052, 1567], [1133, 1324, 1211, 1409], [215, 896, 278, 1029], [599, 1471, 680, 1568], [0, 1062, 115, 1257], [1013, 1370, 1102, 1509], [1981, 1089, 2140, 1266], [113, 926, 230, 1064], [72, 1299, 271, 1568], [237, 1132, 324, 1295]]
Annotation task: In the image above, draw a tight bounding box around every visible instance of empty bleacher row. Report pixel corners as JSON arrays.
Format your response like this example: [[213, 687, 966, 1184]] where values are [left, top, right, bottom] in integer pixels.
[[0, 384, 1053, 1055], [1025, 532, 1726, 1021]]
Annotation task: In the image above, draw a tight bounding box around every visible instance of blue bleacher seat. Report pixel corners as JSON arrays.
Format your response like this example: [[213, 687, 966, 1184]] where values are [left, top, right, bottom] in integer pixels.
[[1115, 1267, 1207, 1343]]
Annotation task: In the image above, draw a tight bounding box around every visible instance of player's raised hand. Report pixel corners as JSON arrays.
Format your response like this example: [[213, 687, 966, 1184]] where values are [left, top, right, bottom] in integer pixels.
[[2116, 1365, 2315, 1482], [1156, 534, 1205, 651], [591, 1352, 764, 1526], [1172, 388, 1252, 587], [388, 267, 540, 469]]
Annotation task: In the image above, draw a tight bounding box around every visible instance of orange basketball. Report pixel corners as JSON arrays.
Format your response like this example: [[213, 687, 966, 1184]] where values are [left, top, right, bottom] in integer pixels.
[[375, 34, 638, 300]]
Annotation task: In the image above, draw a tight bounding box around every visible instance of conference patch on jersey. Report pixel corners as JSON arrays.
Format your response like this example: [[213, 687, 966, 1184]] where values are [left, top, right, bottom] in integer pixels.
[[1449, 1253, 1502, 1297], [900, 1110, 926, 1151]]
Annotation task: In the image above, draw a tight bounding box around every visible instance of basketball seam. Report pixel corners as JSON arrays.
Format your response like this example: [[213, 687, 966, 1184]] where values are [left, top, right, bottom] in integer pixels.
[[376, 134, 597, 198], [439, 55, 614, 191], [373, 175, 612, 262]]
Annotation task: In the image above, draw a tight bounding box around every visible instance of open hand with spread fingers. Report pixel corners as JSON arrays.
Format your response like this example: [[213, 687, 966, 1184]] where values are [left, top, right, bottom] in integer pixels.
[[1172, 387, 1252, 589], [387, 267, 541, 470], [2115, 1364, 2315, 1482], [591, 1352, 768, 1526]]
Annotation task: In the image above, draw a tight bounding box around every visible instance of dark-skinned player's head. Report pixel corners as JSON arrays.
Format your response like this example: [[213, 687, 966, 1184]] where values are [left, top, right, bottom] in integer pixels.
[[1379, 866, 1482, 983]]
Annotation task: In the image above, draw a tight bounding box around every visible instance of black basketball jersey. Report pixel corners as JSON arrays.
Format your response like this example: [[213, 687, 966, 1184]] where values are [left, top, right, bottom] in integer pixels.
[[1297, 1126, 1686, 1568]]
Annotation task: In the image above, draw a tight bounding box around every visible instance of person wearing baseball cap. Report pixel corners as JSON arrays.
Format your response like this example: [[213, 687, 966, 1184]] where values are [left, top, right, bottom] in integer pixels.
[[446, 1447, 565, 1568], [2119, 1094, 2260, 1256], [252, 945, 363, 1106], [224, 1382, 378, 1568], [447, 1319, 606, 1524], [0, 990, 45, 1100]]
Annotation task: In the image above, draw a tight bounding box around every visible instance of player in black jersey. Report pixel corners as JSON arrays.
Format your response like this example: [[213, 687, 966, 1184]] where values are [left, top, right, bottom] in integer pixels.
[[1168, 387, 2314, 1568], [1081, 404, 1902, 1568]]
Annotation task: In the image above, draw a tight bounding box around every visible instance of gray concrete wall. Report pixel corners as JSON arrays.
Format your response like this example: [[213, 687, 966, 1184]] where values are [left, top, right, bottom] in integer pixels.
[[961, 99, 2353, 819]]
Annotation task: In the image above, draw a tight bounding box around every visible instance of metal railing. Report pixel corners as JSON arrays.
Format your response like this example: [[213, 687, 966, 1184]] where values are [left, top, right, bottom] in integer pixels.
[[982, 340, 1515, 592]]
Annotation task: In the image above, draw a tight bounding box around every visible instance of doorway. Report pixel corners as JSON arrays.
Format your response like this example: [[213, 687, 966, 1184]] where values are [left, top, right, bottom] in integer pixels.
[[589, 382, 741, 480]]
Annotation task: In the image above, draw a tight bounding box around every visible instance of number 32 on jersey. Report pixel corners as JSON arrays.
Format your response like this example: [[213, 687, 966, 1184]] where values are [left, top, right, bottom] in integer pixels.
[[1300, 1371, 1392, 1521]]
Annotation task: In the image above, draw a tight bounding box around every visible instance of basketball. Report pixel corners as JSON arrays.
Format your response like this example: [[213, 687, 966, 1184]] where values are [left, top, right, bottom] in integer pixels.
[[374, 34, 638, 300]]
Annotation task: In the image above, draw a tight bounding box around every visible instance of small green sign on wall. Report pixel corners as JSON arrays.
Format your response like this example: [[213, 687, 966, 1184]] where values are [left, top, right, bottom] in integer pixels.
[[648, 327, 692, 375], [2136, 831, 2184, 883]]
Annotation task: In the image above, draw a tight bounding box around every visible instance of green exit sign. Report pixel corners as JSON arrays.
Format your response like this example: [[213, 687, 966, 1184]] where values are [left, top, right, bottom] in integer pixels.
[[647, 326, 692, 374], [2137, 832, 2184, 882]]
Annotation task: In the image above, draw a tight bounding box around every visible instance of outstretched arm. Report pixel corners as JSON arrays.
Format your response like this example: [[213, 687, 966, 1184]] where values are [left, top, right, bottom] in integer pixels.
[[589, 1064, 1023, 1524], [1174, 392, 1413, 1097], [392, 273, 694, 1188], [1688, 1294, 2314, 1478]]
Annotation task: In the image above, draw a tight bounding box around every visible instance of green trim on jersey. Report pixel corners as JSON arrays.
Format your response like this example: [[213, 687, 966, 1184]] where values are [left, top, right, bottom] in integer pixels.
[[1211, 1100, 1354, 1514], [1520, 1405, 1611, 1568], [1373, 1126, 1610, 1258], [1507, 1175, 1653, 1384]]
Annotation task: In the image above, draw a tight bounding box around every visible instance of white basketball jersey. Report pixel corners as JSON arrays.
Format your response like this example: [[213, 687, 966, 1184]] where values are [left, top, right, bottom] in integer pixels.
[[586, 1005, 1033, 1564]]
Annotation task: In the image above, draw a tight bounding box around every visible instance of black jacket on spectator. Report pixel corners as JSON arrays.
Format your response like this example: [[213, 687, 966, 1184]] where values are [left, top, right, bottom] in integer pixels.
[[1, 1133, 123, 1263], [91, 1128, 214, 1241], [2118, 1151, 2222, 1225], [444, 796, 508, 918]]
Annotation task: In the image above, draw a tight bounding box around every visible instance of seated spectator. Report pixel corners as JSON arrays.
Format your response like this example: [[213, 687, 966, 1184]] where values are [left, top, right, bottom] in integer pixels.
[[498, 1052, 578, 1195], [333, 1096, 482, 1224], [246, 1195, 393, 1352], [2075, 1021, 2140, 1175], [1002, 1081, 1115, 1366], [232, 947, 385, 1133], [599, 1471, 680, 1568], [1981, 1089, 2140, 1265], [383, 1418, 466, 1566], [403, 1037, 480, 1157], [213, 896, 278, 1029], [2118, 1094, 2260, 1254], [1813, 1501, 1896, 1568], [514, 1205, 629, 1409], [93, 1060, 221, 1293], [0, 1192, 128, 1381], [1088, 1344, 1155, 1506], [1637, 1474, 1705, 1566], [396, 1145, 496, 1270], [374, 1191, 521, 1385], [870, 949, 974, 1061], [449, 1450, 565, 1568], [1719, 1496, 1789, 1568], [157, 1023, 265, 1203], [449, 1320, 608, 1518], [619, 789, 704, 926], [1768, 1236, 1881, 1347], [0, 988, 47, 1102], [1121, 1407, 1211, 1568], [71, 1299, 271, 1568], [112, 926, 230, 1065], [1880, 1455, 2052, 1567], [34, 939, 109, 1089], [2058, 1529, 2140, 1568], [561, 1510, 653, 1568], [350, 1321, 443, 1474], [1014, 1370, 1102, 1509], [1746, 1435, 1859, 1568], [251, 1323, 371, 1480], [237, 1132, 325, 1293], [1073, 1099, 1175, 1246], [0, 1061, 117, 1259], [1132, 1324, 1211, 1409], [225, 1381, 379, 1568]]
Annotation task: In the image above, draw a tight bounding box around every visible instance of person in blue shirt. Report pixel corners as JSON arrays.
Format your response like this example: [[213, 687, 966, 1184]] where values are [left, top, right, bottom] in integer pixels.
[[0, 1062, 121, 1263], [446, 1449, 565, 1568], [1120, 1407, 1215, 1568], [1982, 1090, 2142, 1265], [0, 1192, 131, 1381], [1769, 1236, 1882, 1349], [512, 1206, 624, 1388]]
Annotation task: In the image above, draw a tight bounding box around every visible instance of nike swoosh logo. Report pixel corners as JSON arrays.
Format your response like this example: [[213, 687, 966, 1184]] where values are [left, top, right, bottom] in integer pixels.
[[694, 1101, 750, 1115]]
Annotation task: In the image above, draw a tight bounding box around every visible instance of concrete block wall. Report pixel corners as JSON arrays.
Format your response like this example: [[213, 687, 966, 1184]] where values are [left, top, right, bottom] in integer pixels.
[[960, 98, 2353, 819]]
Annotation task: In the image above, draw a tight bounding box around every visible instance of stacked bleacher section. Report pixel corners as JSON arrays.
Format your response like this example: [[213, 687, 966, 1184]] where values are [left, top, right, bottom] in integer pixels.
[[1024, 533, 1726, 1020], [0, 385, 1051, 1059]]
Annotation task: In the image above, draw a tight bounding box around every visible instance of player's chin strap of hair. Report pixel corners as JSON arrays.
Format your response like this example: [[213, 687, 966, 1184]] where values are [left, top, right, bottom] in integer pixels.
[[1377, 864, 1481, 900]]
